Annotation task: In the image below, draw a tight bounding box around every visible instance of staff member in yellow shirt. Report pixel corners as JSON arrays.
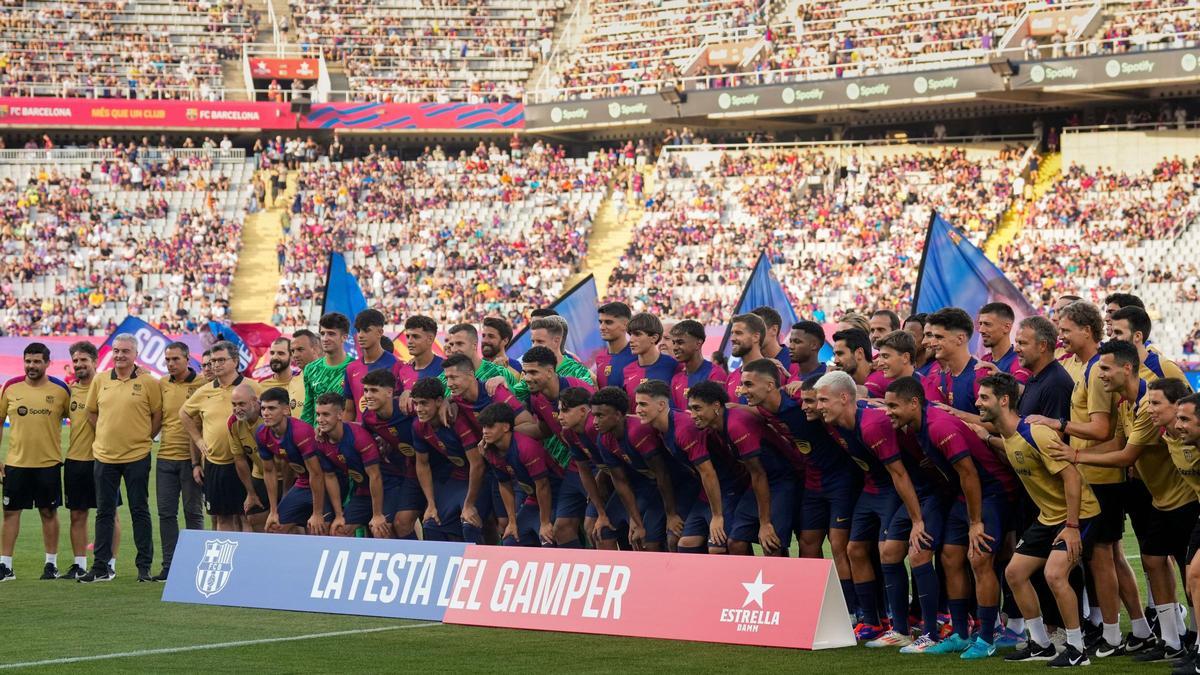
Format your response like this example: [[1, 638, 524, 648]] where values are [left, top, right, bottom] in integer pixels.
[[0, 343, 71, 582], [1172, 393, 1200, 675], [1051, 342, 1196, 661], [82, 334, 162, 583], [181, 341, 262, 532], [227, 383, 270, 532], [154, 341, 207, 581], [978, 372, 1100, 667], [62, 341, 122, 581]]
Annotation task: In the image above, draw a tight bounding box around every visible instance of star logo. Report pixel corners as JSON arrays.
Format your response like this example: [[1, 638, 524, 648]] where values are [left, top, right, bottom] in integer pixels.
[[741, 571, 773, 609]]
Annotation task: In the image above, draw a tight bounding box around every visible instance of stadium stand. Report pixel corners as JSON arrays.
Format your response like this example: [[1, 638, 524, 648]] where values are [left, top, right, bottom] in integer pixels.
[[604, 143, 1025, 325], [272, 140, 613, 333], [288, 0, 562, 103], [0, 146, 255, 335], [0, 0, 257, 100]]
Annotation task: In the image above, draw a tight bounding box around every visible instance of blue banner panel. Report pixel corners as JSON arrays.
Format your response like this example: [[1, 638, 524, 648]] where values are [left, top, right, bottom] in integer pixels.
[[162, 530, 467, 620]]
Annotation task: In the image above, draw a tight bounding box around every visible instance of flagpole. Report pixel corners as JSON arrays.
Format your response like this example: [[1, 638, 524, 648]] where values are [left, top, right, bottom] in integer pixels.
[[717, 252, 766, 356], [508, 273, 596, 347], [910, 210, 939, 315]]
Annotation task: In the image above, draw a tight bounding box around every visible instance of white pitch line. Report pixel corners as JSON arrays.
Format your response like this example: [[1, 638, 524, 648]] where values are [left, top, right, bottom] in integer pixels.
[[0, 621, 443, 669]]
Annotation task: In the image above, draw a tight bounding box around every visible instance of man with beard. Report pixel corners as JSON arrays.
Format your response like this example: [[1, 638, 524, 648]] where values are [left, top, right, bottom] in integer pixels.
[[831, 328, 889, 398], [480, 317, 523, 374], [260, 337, 304, 417], [725, 313, 776, 404], [977, 303, 1031, 383], [751, 306, 792, 373]]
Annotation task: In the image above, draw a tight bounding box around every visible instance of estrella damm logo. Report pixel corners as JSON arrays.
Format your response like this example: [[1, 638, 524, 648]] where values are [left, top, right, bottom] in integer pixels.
[[397, 443, 415, 457], [348, 469, 364, 483], [448, 455, 465, 467], [289, 462, 306, 475], [852, 457, 870, 472]]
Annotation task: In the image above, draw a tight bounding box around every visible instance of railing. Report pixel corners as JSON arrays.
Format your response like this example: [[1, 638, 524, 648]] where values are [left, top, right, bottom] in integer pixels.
[[1063, 120, 1200, 134], [0, 148, 247, 162], [660, 133, 1036, 155]]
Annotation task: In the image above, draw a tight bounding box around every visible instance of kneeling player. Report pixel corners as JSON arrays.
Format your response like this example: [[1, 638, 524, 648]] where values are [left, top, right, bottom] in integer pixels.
[[978, 374, 1100, 668], [478, 403, 564, 546], [257, 387, 328, 535], [313, 393, 391, 538]]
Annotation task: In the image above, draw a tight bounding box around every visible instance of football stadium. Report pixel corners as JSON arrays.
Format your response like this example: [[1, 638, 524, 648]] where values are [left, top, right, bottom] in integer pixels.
[[6, 0, 1200, 671]]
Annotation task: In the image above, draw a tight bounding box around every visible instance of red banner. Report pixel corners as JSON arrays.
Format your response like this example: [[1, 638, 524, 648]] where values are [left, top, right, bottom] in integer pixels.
[[442, 546, 855, 650], [0, 97, 295, 130], [249, 58, 320, 81]]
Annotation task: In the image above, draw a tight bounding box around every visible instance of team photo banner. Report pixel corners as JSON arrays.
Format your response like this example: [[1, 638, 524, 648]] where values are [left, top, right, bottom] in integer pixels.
[[163, 531, 855, 650]]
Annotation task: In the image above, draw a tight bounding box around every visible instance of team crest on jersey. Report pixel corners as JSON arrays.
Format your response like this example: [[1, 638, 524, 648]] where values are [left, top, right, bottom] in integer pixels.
[[70, 401, 79, 411], [45, 395, 56, 404], [1014, 450, 1024, 464], [196, 539, 238, 598]]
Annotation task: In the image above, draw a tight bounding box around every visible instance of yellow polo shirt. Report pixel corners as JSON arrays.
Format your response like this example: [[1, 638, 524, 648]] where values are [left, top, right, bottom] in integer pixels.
[[1116, 381, 1195, 511], [67, 380, 95, 461], [181, 376, 262, 465], [86, 368, 162, 463], [1005, 419, 1100, 525], [1063, 353, 1123, 485], [227, 414, 265, 479], [258, 372, 305, 418], [1166, 434, 1200, 499], [158, 370, 209, 461]]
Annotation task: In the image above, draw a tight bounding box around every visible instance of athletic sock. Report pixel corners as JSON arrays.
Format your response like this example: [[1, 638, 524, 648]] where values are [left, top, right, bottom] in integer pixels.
[[1007, 616, 1026, 634], [948, 598, 970, 640], [45, 553, 56, 566], [1028, 616, 1050, 647], [911, 562, 939, 637], [108, 557, 116, 571], [855, 581, 881, 625], [1086, 604, 1102, 627], [1102, 622, 1120, 647], [74, 556, 86, 568], [1131, 616, 1152, 639], [1066, 627, 1083, 651], [0, 556, 11, 568], [840, 578, 858, 614], [1158, 604, 1182, 649], [978, 605, 999, 644], [882, 562, 910, 634]]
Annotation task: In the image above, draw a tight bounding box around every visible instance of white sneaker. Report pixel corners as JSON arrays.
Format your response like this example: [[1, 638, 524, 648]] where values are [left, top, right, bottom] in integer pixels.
[[899, 634, 939, 654], [866, 630, 913, 648]]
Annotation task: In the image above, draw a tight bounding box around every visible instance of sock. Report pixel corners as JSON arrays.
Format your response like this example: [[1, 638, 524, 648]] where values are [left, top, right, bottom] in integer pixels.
[[1102, 622, 1120, 647], [911, 562, 939, 637], [44, 553, 56, 566], [979, 605, 999, 644], [1158, 604, 1182, 649], [1007, 616, 1026, 634], [948, 598, 971, 640], [1146, 584, 1156, 608], [556, 539, 582, 549], [675, 544, 705, 553], [841, 579, 859, 614], [1028, 616, 1050, 647], [0, 555, 11, 568], [1131, 616, 1152, 639], [74, 556, 86, 568], [109, 557, 116, 571], [882, 562, 910, 634], [855, 581, 881, 625], [1086, 604, 1102, 626], [1066, 627, 1083, 651], [1181, 604, 1191, 633]]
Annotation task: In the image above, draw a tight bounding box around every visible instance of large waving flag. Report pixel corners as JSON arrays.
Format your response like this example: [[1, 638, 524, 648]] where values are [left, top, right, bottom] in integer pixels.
[[207, 322, 281, 377], [719, 252, 800, 358], [97, 316, 201, 377], [913, 212, 1037, 352], [208, 321, 257, 374], [323, 251, 368, 358], [507, 275, 605, 368]]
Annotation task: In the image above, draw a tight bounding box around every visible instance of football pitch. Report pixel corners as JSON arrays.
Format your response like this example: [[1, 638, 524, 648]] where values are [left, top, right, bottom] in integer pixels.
[[0, 432, 1167, 672]]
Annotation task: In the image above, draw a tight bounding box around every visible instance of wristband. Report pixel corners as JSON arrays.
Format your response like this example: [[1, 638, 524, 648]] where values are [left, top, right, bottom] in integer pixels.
[[1064, 522, 1079, 529], [1058, 418, 1068, 433]]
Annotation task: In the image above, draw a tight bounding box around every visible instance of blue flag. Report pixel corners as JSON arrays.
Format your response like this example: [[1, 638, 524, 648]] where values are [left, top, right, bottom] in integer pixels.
[[97, 316, 201, 377], [507, 275, 605, 368], [720, 252, 799, 359], [914, 213, 1037, 351], [323, 252, 368, 358], [208, 321, 255, 373]]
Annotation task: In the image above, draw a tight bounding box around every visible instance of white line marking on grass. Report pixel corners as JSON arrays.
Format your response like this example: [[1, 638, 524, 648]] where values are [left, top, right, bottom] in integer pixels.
[[0, 622, 443, 669]]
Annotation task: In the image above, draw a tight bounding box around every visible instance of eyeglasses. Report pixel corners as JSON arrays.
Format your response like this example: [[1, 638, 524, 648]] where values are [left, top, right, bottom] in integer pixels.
[[209, 357, 231, 365]]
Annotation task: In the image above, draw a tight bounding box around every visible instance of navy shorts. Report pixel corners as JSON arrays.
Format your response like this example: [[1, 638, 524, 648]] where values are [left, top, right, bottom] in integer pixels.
[[601, 475, 666, 543], [800, 484, 856, 531], [730, 477, 797, 548], [511, 487, 562, 546], [277, 484, 329, 525], [671, 477, 700, 531], [943, 494, 1010, 552], [681, 489, 743, 538], [396, 474, 426, 512], [886, 491, 950, 550], [426, 476, 494, 538], [344, 475, 404, 524], [555, 470, 589, 521], [850, 489, 901, 542]]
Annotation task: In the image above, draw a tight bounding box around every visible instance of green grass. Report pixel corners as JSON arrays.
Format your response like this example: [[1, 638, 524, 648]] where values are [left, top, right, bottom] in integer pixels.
[[0, 431, 1177, 672]]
